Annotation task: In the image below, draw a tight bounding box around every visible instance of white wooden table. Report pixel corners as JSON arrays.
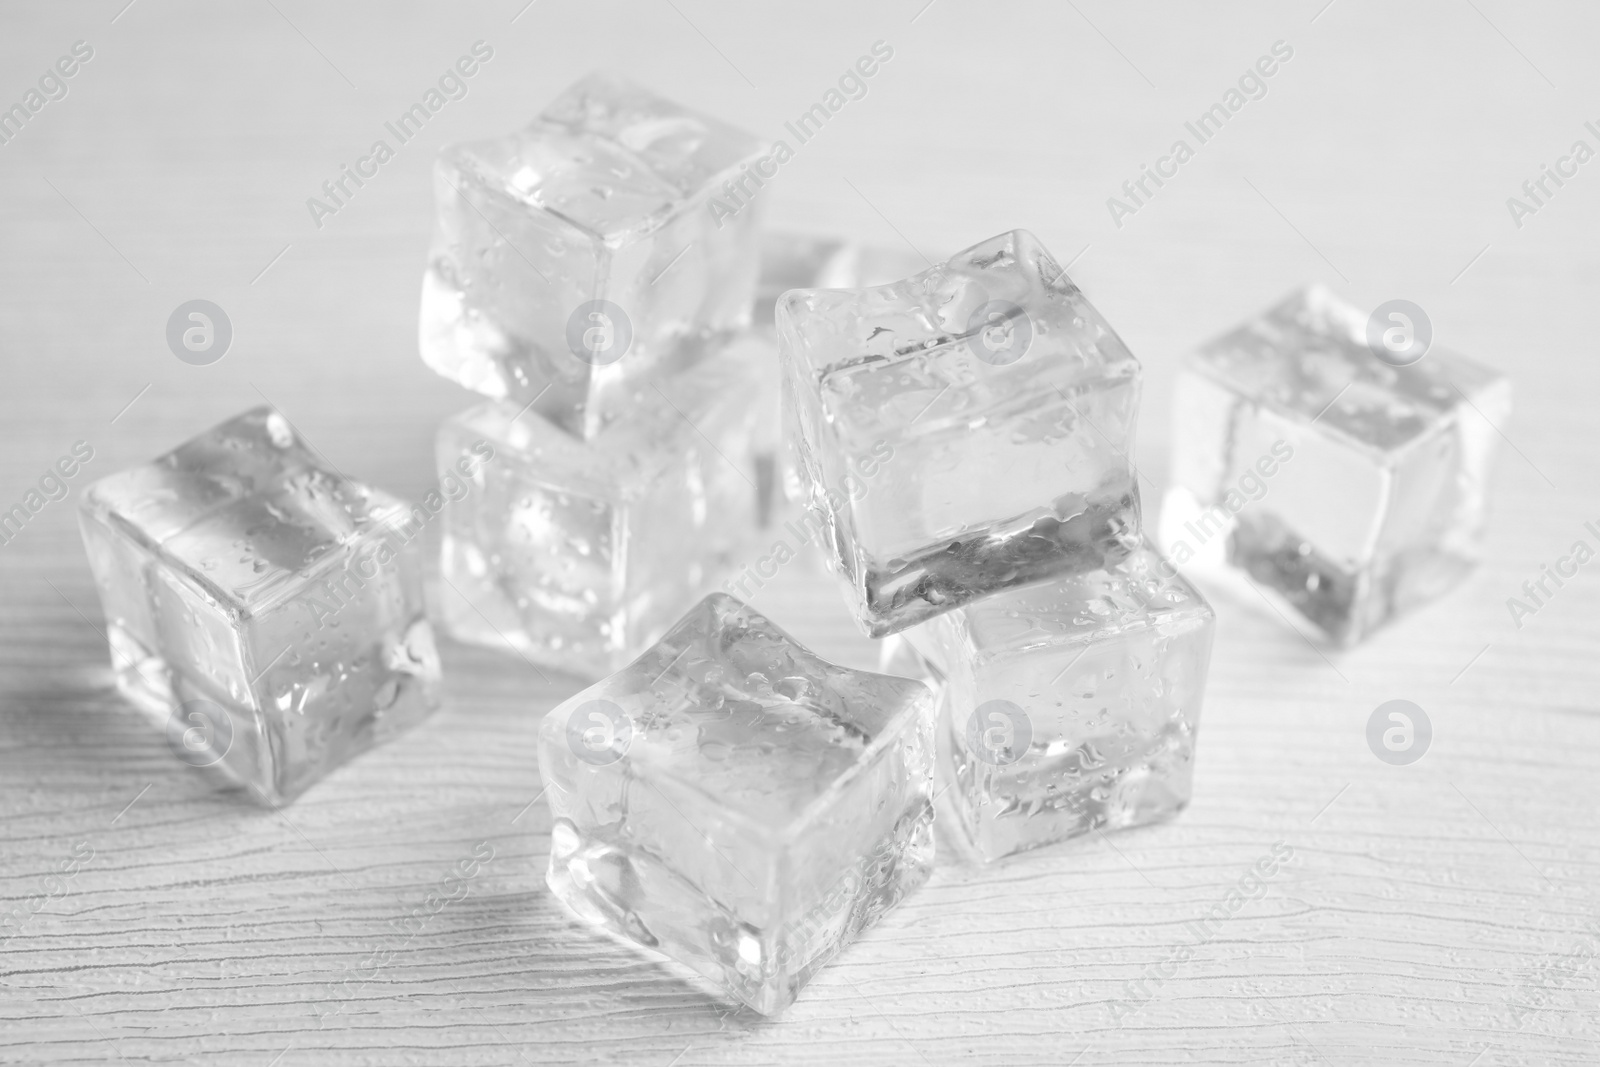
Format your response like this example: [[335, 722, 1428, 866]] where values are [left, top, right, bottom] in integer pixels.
[[3, 2, 1598, 1063]]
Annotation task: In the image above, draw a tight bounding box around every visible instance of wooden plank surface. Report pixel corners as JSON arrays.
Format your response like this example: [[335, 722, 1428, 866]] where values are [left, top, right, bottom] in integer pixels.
[[3, 1, 1598, 1063]]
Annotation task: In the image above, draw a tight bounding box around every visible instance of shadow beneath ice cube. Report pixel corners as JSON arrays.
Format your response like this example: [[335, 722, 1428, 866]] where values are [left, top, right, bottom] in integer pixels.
[[471, 870, 778, 1040], [7, 658, 269, 811], [486, 820, 778, 1032], [551, 912, 774, 1030]]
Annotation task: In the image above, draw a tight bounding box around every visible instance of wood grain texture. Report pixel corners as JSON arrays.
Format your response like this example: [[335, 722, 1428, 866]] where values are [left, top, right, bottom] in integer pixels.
[[3, 1, 1599, 1063]]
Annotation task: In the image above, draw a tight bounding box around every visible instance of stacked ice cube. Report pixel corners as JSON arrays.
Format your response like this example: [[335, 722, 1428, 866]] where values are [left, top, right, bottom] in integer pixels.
[[67, 64, 1515, 1018], [530, 226, 1221, 1013], [414, 73, 961, 1014], [420, 73, 782, 678], [776, 228, 1216, 863]]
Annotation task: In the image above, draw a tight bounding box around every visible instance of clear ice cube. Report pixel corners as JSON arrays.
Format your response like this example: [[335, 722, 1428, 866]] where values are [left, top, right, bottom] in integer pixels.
[[439, 340, 773, 679], [419, 71, 766, 438], [1158, 285, 1512, 645], [77, 407, 442, 805], [904, 543, 1213, 862], [776, 228, 1143, 638], [539, 593, 935, 1014]]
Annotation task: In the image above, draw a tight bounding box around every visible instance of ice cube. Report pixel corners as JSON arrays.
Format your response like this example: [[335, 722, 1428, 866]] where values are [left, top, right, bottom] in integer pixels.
[[776, 228, 1143, 637], [420, 72, 766, 438], [1158, 285, 1511, 645], [439, 340, 772, 679], [904, 543, 1213, 862], [539, 593, 935, 1014], [77, 407, 442, 805]]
